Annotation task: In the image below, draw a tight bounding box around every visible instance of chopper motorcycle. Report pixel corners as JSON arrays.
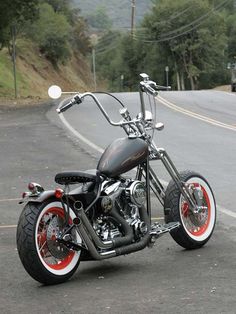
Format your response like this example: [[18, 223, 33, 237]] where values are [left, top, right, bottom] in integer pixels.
[[17, 73, 216, 285]]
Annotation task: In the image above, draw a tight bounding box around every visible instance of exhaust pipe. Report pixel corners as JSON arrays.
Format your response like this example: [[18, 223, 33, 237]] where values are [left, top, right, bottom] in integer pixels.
[[76, 205, 151, 260], [115, 205, 151, 256], [76, 223, 116, 260], [77, 207, 134, 250]]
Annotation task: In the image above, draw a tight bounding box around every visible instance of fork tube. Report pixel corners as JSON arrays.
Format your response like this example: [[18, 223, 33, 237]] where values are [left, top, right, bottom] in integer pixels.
[[145, 159, 151, 222], [159, 149, 196, 209], [139, 89, 146, 120], [135, 164, 143, 181], [149, 166, 165, 206]]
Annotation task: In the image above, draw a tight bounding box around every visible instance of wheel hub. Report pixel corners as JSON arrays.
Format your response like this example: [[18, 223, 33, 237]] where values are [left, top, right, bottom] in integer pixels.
[[181, 200, 208, 228], [46, 215, 70, 259]]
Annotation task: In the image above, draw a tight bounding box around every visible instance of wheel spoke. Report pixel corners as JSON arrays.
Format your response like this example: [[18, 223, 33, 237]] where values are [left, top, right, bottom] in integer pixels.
[[39, 240, 47, 252], [36, 206, 78, 270], [180, 182, 212, 236]]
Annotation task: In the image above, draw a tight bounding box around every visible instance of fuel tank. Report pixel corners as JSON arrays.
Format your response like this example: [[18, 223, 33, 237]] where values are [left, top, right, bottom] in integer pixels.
[[97, 137, 148, 178]]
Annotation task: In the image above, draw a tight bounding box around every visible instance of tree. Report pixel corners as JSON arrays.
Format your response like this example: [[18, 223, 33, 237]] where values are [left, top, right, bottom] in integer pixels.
[[27, 3, 71, 65], [95, 31, 123, 90], [0, 0, 39, 49], [71, 18, 91, 56], [142, 0, 227, 90], [87, 6, 113, 30], [226, 12, 236, 60], [43, 0, 70, 13]]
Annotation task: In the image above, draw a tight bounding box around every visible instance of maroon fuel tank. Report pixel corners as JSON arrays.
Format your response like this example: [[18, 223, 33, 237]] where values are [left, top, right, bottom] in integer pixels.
[[97, 137, 148, 178]]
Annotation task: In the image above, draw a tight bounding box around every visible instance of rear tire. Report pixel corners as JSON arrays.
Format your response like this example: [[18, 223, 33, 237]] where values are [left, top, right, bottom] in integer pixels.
[[16, 199, 81, 285], [164, 171, 216, 249]]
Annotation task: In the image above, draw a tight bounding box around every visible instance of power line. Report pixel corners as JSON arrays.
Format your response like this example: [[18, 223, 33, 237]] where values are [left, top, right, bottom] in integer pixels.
[[159, 0, 229, 39], [134, 0, 231, 43], [96, 41, 121, 55], [96, 33, 120, 50], [96, 40, 119, 54], [146, 5, 192, 27], [131, 0, 136, 38], [117, 6, 193, 38]]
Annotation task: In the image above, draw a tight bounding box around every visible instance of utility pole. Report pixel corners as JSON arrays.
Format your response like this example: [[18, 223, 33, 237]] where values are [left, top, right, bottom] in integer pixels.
[[12, 24, 17, 99], [165, 66, 169, 88], [92, 48, 96, 91], [131, 0, 136, 39], [90, 34, 98, 91], [227, 59, 236, 92]]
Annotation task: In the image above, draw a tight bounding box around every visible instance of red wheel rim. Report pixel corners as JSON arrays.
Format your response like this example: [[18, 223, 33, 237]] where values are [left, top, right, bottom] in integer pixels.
[[181, 184, 211, 237], [37, 207, 75, 270]]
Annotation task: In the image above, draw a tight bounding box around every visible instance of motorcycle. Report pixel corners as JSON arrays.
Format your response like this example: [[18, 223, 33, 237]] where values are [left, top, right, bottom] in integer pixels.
[[16, 73, 216, 285]]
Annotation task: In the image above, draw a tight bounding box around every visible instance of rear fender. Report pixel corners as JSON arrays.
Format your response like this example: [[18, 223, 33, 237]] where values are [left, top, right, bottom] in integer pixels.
[[22, 190, 55, 204]]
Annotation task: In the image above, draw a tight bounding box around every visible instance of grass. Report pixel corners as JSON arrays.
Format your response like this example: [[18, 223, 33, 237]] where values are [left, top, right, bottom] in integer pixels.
[[0, 47, 29, 97], [0, 50, 16, 96], [0, 38, 92, 101]]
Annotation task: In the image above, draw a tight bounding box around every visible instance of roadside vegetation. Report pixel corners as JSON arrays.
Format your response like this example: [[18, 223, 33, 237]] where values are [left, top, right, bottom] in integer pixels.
[[0, 0, 91, 98], [0, 0, 236, 97], [95, 0, 236, 91]]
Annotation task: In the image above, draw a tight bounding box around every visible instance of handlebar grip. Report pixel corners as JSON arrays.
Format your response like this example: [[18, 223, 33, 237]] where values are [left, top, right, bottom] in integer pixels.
[[140, 81, 158, 96], [57, 100, 75, 113], [156, 85, 171, 91], [57, 95, 82, 114], [145, 84, 158, 96]]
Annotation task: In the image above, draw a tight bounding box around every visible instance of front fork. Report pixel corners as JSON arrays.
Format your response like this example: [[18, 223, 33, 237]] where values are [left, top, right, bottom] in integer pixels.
[[137, 148, 199, 216], [154, 148, 199, 214]]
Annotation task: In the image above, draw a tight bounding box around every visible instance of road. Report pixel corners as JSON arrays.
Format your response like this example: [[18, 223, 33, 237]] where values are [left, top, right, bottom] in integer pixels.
[[0, 90, 236, 314], [54, 90, 236, 219]]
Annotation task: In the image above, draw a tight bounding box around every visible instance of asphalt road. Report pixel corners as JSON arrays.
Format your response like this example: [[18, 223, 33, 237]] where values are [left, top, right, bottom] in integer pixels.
[[54, 90, 236, 217], [0, 90, 236, 314]]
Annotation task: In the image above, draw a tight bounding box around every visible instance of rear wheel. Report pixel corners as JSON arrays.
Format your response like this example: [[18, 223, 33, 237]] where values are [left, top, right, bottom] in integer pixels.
[[164, 171, 216, 249], [17, 199, 81, 285]]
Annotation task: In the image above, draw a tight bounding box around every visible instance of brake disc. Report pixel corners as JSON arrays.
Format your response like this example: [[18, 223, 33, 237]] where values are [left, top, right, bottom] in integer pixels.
[[46, 215, 70, 259]]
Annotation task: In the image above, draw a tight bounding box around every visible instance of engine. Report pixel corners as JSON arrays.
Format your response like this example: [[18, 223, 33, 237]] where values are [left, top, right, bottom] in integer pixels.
[[93, 180, 147, 242]]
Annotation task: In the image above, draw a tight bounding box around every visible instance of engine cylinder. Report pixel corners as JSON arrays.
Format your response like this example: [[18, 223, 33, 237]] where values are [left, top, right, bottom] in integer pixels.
[[126, 181, 146, 207]]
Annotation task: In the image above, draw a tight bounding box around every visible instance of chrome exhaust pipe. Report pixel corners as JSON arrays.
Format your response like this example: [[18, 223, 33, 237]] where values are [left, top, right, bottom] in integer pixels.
[[77, 207, 134, 250], [76, 223, 116, 260], [76, 205, 151, 261]]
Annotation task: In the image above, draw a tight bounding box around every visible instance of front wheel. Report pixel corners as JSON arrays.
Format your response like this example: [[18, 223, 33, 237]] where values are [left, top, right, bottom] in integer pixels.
[[17, 199, 82, 285], [164, 171, 216, 249]]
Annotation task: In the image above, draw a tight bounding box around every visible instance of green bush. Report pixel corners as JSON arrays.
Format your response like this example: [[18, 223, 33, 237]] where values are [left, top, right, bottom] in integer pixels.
[[28, 3, 71, 65]]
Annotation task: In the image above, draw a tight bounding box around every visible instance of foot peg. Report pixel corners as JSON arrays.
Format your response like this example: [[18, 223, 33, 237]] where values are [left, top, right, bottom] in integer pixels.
[[150, 221, 180, 236], [148, 222, 180, 247]]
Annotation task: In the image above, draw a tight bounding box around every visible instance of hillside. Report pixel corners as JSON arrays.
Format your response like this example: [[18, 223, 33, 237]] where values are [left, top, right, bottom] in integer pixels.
[[72, 0, 153, 29], [0, 39, 93, 101]]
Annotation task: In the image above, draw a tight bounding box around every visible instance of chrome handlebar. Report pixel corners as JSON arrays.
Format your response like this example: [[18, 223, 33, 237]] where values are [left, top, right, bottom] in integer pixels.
[[57, 74, 167, 136]]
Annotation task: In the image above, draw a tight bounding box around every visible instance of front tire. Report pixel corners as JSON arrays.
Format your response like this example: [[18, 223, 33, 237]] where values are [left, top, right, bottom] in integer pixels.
[[16, 199, 81, 285], [164, 171, 216, 249]]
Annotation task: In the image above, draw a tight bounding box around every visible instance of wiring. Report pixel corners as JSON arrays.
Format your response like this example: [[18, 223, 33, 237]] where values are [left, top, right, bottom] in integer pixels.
[[92, 91, 125, 108], [134, 0, 231, 43], [95, 42, 120, 55]]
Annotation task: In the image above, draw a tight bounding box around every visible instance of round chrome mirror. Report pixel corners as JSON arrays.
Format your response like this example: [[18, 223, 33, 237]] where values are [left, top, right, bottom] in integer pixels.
[[48, 85, 62, 99]]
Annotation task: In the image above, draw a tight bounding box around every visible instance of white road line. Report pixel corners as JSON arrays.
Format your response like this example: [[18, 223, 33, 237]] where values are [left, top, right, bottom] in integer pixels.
[[0, 198, 21, 202], [0, 225, 17, 229], [217, 205, 236, 218], [57, 100, 236, 219], [158, 95, 236, 132], [58, 113, 104, 154]]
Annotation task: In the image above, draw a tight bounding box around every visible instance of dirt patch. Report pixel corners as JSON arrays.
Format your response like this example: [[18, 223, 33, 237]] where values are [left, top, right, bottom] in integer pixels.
[[0, 96, 48, 109], [0, 40, 94, 101], [213, 85, 231, 92]]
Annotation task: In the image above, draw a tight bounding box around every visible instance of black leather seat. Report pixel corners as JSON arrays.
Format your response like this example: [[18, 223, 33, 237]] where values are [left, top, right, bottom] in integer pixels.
[[55, 170, 98, 185]]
